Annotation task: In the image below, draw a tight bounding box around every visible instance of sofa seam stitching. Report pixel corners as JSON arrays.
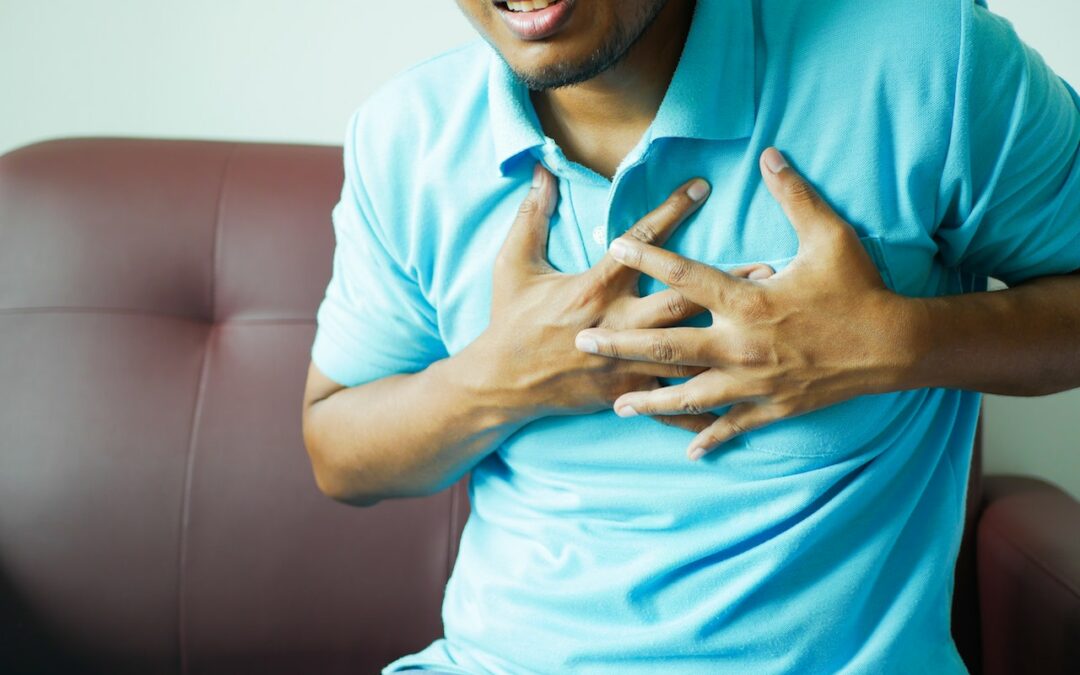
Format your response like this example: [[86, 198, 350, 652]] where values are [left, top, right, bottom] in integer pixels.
[[208, 144, 236, 322], [176, 328, 213, 675], [176, 144, 235, 675]]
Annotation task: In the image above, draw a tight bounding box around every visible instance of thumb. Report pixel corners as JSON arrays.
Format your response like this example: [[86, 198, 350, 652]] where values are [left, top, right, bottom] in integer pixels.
[[497, 163, 558, 275], [728, 263, 775, 281], [759, 147, 847, 254]]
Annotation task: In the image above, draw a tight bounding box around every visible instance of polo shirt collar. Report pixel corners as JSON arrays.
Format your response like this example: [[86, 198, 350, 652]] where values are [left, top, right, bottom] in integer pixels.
[[487, 51, 547, 175], [487, 0, 757, 176]]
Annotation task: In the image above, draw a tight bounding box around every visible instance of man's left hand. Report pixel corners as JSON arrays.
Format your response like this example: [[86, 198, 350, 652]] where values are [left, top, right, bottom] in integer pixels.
[[574, 147, 918, 461]]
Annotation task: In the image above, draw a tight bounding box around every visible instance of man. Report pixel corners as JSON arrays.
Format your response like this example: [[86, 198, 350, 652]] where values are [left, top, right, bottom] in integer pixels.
[[301, 0, 1080, 672]]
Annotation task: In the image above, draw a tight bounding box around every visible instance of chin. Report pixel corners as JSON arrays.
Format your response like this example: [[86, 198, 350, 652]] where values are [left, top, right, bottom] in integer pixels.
[[453, 0, 630, 86]]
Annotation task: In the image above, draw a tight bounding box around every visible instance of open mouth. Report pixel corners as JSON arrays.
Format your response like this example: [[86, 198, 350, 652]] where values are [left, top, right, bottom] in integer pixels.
[[493, 0, 574, 40], [496, 0, 564, 13]]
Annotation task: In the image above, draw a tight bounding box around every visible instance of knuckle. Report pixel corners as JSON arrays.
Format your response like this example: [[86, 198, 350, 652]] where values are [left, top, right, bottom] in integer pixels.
[[627, 220, 660, 245], [664, 292, 690, 319], [724, 417, 749, 437], [605, 340, 621, 359], [729, 334, 773, 367], [665, 258, 694, 286], [678, 393, 706, 416], [517, 196, 541, 217], [670, 362, 695, 379], [650, 336, 679, 363], [783, 178, 818, 205], [736, 341, 769, 367]]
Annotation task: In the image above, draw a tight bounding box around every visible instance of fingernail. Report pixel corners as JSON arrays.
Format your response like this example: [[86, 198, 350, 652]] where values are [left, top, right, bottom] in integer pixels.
[[575, 332, 599, 353], [615, 405, 638, 418], [686, 179, 710, 202], [532, 163, 543, 187], [749, 266, 774, 280], [608, 239, 630, 262], [687, 446, 707, 461], [763, 147, 788, 174]]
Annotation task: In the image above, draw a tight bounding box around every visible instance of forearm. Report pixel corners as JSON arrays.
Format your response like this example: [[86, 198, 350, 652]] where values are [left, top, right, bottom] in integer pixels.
[[902, 271, 1080, 396], [303, 341, 532, 506]]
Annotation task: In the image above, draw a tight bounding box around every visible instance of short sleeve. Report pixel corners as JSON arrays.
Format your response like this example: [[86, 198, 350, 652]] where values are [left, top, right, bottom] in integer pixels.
[[310, 110, 448, 387], [934, 0, 1080, 287]]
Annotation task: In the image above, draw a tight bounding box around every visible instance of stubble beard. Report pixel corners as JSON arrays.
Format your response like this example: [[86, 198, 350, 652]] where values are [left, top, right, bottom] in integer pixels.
[[495, 0, 670, 91]]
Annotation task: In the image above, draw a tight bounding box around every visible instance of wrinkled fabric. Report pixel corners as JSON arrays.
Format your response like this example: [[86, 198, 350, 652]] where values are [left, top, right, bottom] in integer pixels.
[[310, 1, 1080, 672]]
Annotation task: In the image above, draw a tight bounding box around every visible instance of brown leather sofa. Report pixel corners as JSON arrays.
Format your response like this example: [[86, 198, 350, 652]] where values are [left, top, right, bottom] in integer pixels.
[[1, 138, 1077, 675]]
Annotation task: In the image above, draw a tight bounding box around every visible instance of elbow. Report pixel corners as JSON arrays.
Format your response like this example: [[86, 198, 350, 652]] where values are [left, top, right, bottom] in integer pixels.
[[308, 452, 386, 507], [302, 426, 385, 507], [312, 464, 384, 507]]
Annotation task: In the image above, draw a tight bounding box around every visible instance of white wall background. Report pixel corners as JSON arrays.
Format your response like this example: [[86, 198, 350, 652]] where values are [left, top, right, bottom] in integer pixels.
[[1, 0, 1077, 497]]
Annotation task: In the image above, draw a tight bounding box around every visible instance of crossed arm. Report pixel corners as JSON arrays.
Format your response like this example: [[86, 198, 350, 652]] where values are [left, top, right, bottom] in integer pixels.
[[303, 148, 1080, 504], [575, 148, 1080, 460]]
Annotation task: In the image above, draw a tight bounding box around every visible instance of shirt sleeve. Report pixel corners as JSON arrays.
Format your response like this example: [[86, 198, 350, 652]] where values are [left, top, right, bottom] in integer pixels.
[[933, 0, 1080, 287], [310, 109, 448, 387]]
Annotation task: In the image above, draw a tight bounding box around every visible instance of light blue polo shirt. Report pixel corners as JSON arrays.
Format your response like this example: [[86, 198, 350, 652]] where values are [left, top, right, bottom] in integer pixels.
[[312, 1, 1080, 672]]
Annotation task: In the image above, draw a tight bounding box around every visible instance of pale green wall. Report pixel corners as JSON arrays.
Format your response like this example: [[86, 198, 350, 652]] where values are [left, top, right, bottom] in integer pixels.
[[967, 1, 1080, 501], [0, 1, 477, 154], [1, 0, 1076, 497]]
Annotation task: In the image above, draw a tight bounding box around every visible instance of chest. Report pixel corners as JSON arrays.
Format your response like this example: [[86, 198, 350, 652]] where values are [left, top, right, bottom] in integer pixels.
[[425, 138, 943, 356]]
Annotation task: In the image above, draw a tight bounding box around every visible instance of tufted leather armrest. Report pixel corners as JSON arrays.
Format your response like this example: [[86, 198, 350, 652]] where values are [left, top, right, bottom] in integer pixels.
[[977, 475, 1080, 674]]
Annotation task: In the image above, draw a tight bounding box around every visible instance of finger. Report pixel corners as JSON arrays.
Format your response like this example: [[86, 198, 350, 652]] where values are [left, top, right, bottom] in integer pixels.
[[606, 240, 741, 308], [649, 412, 718, 434], [758, 147, 852, 254], [620, 359, 708, 379], [589, 177, 711, 286], [495, 163, 558, 275], [686, 402, 780, 461], [727, 263, 776, 281], [575, 326, 717, 367], [627, 289, 707, 328], [628, 261, 774, 328], [611, 371, 745, 417]]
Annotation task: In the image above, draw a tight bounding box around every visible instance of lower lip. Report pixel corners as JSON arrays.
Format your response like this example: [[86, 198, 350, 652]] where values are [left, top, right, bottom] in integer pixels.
[[496, 0, 575, 41]]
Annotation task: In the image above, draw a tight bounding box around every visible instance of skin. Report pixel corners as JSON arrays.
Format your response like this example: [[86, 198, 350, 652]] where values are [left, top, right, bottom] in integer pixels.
[[579, 148, 1080, 460], [303, 170, 771, 504], [302, 0, 1080, 503], [457, 0, 694, 178]]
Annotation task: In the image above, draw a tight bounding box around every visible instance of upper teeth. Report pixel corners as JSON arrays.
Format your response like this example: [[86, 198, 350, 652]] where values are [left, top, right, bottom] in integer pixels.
[[506, 0, 556, 12]]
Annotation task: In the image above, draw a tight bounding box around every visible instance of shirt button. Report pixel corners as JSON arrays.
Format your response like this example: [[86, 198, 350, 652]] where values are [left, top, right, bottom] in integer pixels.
[[591, 225, 607, 246]]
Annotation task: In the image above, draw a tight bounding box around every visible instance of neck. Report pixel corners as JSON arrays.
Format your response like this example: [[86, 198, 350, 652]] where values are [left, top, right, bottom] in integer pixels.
[[530, 0, 695, 179]]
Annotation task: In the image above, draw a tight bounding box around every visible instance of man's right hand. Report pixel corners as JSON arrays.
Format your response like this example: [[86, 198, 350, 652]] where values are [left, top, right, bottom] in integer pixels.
[[462, 163, 773, 434]]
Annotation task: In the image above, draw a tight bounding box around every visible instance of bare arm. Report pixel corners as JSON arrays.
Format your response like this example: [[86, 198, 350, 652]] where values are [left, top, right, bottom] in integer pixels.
[[301, 167, 763, 505], [906, 269, 1080, 397], [301, 343, 527, 507], [576, 149, 1080, 459]]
